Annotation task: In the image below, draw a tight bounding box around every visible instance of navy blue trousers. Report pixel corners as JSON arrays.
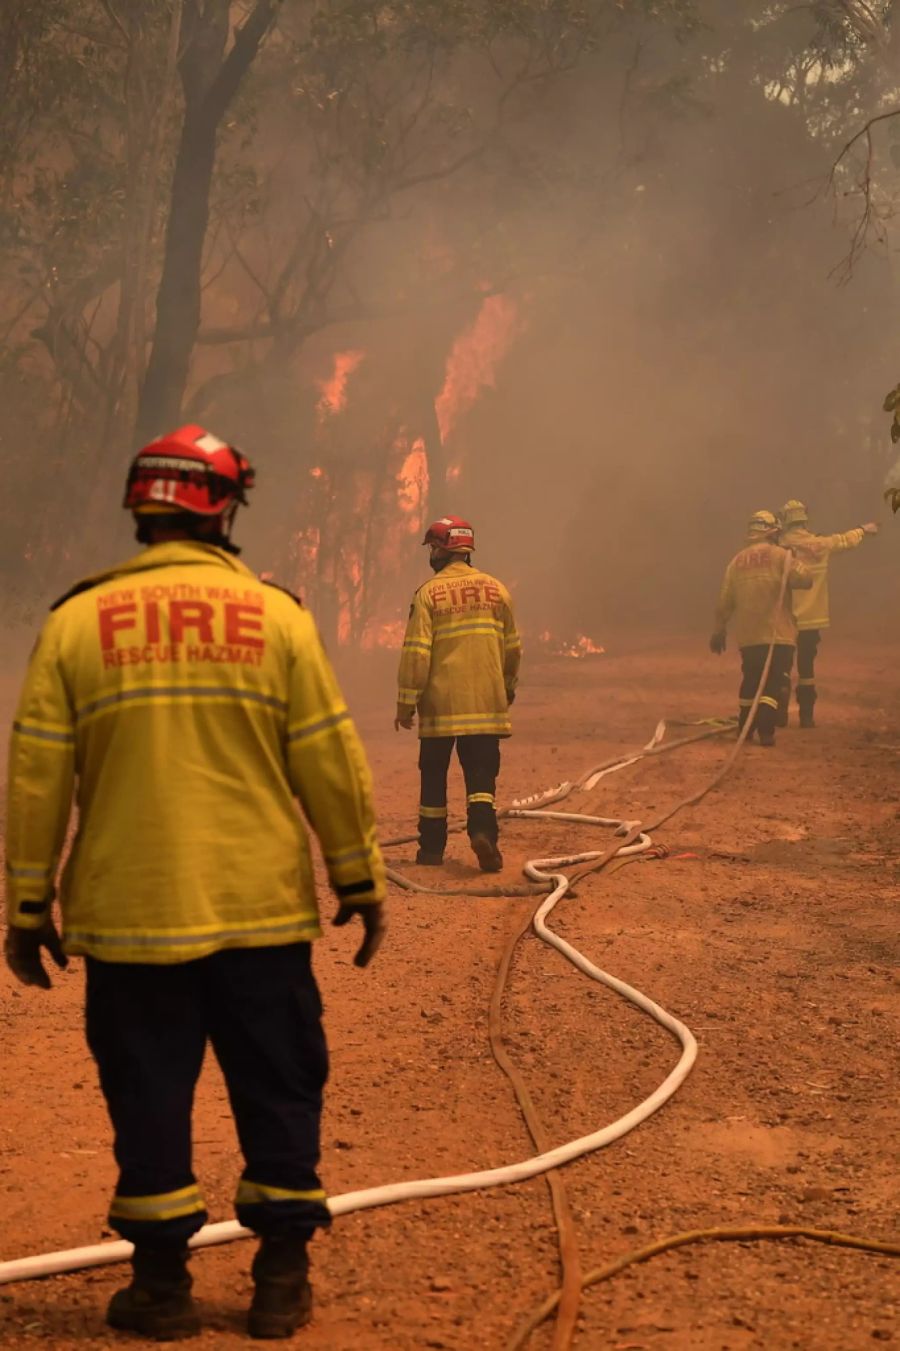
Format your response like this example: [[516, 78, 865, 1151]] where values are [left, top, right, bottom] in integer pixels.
[[85, 943, 330, 1247]]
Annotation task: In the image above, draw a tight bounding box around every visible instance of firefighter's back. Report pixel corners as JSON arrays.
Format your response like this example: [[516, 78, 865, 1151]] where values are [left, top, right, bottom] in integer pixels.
[[727, 541, 795, 647], [417, 559, 516, 737], [50, 545, 320, 961]]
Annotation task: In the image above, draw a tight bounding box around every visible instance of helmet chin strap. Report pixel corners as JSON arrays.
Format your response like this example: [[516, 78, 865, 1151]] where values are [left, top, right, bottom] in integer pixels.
[[216, 502, 242, 554]]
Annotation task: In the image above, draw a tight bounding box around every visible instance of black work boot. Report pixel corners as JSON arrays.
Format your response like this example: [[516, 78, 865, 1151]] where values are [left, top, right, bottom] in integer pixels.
[[737, 707, 755, 741], [775, 683, 790, 729], [797, 685, 816, 729], [415, 850, 444, 866], [471, 834, 503, 873], [248, 1235, 312, 1339], [106, 1245, 200, 1340], [756, 706, 777, 749]]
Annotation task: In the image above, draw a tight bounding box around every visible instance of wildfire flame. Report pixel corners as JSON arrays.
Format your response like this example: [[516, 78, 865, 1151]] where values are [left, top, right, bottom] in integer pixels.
[[397, 437, 429, 531], [293, 293, 524, 647], [361, 619, 406, 651], [316, 350, 365, 422], [435, 294, 520, 450], [539, 631, 605, 659]]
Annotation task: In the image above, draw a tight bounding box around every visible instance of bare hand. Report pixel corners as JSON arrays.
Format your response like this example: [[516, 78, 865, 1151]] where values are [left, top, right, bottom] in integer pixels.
[[862, 522, 879, 535]]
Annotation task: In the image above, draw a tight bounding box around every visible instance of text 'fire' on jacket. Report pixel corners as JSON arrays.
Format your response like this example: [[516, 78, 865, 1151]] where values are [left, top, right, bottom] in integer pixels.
[[397, 560, 521, 738], [714, 542, 811, 648], [5, 541, 386, 963]]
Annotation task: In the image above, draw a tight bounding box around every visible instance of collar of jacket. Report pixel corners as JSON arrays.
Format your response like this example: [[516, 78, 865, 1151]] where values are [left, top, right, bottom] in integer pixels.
[[431, 558, 474, 578], [51, 541, 257, 611]]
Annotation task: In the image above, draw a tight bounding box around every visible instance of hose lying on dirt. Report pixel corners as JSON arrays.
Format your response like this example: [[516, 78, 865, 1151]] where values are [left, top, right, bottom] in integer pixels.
[[506, 1226, 900, 1351], [0, 801, 693, 1287], [0, 581, 863, 1294], [0, 680, 810, 1289]]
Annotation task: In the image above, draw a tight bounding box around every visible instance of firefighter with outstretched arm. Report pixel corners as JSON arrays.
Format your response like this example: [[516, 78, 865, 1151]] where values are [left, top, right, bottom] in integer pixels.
[[710, 509, 811, 747], [4, 425, 386, 1340], [395, 516, 521, 872], [777, 499, 878, 728]]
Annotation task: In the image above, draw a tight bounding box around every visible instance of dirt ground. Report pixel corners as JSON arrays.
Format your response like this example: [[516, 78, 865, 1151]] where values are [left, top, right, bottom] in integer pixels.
[[1, 633, 898, 1350]]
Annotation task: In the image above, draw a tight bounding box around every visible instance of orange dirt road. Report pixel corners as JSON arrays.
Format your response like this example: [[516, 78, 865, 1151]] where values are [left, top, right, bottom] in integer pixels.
[[1, 635, 898, 1349]]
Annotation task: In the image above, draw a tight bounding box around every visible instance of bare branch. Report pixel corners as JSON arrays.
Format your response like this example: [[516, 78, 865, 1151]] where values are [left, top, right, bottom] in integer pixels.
[[827, 107, 900, 280], [830, 108, 900, 177]]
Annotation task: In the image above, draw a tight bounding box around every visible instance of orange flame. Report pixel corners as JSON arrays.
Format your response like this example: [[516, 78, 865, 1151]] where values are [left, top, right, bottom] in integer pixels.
[[539, 632, 605, 659], [316, 350, 365, 421], [397, 437, 429, 531], [435, 294, 519, 449], [361, 619, 406, 650]]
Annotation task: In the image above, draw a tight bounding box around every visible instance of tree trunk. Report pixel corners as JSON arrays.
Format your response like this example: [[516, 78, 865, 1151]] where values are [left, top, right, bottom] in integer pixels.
[[134, 0, 280, 445]]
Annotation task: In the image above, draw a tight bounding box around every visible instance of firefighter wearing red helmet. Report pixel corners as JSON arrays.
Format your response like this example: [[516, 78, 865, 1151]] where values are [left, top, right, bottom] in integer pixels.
[[396, 516, 521, 872], [4, 424, 386, 1339]]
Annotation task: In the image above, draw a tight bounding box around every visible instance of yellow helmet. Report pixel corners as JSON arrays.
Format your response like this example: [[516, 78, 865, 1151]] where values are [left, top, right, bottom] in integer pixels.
[[780, 499, 808, 526], [747, 509, 779, 537]]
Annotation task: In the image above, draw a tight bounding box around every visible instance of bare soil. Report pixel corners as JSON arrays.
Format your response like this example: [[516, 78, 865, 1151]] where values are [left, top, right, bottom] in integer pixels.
[[1, 634, 898, 1350]]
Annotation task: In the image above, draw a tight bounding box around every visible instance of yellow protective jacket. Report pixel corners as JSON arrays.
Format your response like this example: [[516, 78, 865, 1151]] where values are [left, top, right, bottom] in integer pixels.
[[714, 540, 811, 648], [397, 559, 521, 738], [5, 542, 386, 963], [779, 523, 865, 631]]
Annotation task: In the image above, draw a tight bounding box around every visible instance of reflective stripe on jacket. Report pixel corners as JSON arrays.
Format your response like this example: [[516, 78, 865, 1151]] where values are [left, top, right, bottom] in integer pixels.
[[714, 541, 811, 648], [5, 542, 385, 963], [779, 524, 864, 630], [397, 560, 521, 738]]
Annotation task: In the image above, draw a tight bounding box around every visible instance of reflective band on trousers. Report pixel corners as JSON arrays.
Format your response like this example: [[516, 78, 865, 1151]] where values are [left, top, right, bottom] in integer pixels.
[[110, 1185, 205, 1223], [236, 1181, 326, 1206]]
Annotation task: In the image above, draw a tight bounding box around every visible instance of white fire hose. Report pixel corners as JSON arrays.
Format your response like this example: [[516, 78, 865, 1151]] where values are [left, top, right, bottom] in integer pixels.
[[0, 733, 705, 1287]]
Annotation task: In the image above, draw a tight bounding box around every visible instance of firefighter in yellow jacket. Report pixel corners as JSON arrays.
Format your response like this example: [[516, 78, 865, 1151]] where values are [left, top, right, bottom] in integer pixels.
[[778, 500, 878, 728], [4, 425, 386, 1341], [395, 516, 520, 873], [710, 510, 811, 747]]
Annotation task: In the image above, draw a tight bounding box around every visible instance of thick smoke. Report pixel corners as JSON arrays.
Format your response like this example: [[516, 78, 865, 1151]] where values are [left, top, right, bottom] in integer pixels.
[[2, 3, 897, 647]]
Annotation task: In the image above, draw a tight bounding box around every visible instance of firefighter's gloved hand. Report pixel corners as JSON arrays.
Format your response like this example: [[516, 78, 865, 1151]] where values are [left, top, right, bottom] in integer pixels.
[[5, 919, 68, 990], [394, 707, 415, 732], [709, 631, 726, 655], [332, 901, 385, 968]]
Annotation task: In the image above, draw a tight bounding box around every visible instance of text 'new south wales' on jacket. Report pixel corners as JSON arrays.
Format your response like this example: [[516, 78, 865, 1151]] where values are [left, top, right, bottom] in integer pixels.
[[397, 559, 521, 738], [5, 541, 386, 964]]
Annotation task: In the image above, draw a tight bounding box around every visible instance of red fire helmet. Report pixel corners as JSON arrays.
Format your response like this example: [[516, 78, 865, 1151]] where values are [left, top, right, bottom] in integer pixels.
[[422, 516, 475, 553], [124, 424, 254, 517]]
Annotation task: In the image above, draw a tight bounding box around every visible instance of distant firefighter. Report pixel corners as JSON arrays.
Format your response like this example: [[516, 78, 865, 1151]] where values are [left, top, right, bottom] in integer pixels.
[[710, 510, 811, 747], [395, 516, 521, 872], [4, 424, 386, 1340], [778, 500, 878, 728]]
